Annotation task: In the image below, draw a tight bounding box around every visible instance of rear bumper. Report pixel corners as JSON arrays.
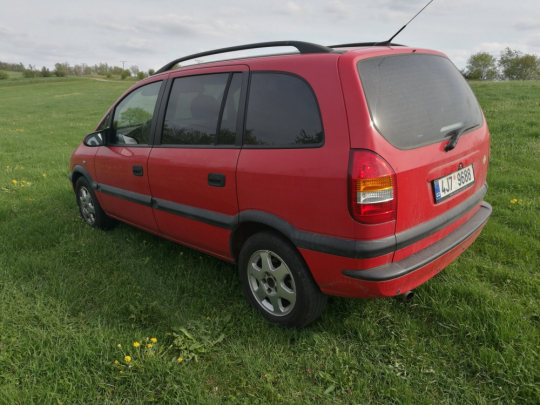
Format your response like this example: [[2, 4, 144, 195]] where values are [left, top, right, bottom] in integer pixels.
[[301, 201, 491, 298]]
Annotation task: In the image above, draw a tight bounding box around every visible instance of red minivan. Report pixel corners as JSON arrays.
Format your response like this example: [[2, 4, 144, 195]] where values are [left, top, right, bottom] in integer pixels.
[[69, 41, 491, 327]]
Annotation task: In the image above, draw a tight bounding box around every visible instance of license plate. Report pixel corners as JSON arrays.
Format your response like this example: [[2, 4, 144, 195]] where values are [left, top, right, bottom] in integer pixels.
[[433, 165, 475, 203]]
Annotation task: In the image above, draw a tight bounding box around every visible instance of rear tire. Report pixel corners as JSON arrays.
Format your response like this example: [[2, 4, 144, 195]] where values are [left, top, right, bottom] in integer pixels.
[[238, 231, 327, 328], [75, 177, 116, 230]]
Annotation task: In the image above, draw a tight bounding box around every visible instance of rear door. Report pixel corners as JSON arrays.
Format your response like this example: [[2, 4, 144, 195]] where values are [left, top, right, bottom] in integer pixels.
[[94, 80, 164, 232], [147, 66, 248, 259], [352, 53, 490, 258]]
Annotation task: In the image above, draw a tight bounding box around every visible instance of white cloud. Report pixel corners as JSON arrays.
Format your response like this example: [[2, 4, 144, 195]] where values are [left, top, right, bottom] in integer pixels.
[[110, 38, 158, 54], [274, 2, 312, 16], [514, 19, 540, 31], [324, 1, 355, 20]]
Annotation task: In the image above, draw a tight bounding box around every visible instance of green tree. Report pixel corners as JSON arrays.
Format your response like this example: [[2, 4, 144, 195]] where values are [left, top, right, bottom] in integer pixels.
[[499, 48, 539, 80], [40, 66, 52, 77], [0, 70, 9, 80], [54, 63, 68, 77], [137, 71, 148, 80], [148, 69, 155, 76], [462, 52, 498, 81], [121, 69, 131, 80]]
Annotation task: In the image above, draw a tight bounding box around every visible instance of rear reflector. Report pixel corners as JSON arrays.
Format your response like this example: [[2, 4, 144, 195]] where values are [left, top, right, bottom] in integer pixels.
[[349, 150, 397, 224]]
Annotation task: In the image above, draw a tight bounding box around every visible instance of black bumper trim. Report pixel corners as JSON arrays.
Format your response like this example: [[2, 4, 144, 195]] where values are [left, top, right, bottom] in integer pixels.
[[341, 201, 492, 282]]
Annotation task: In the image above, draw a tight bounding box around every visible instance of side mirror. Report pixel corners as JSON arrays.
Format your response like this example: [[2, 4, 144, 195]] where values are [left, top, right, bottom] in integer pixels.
[[83, 131, 104, 147]]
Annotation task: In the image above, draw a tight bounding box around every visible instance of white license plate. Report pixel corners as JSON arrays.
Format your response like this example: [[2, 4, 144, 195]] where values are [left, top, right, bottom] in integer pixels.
[[433, 165, 475, 203]]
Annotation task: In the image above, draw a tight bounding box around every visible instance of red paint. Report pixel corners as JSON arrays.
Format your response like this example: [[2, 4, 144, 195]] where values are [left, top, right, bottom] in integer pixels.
[[70, 44, 491, 301]]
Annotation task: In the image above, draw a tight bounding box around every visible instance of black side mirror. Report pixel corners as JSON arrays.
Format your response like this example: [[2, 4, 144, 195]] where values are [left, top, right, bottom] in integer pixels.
[[83, 131, 104, 147]]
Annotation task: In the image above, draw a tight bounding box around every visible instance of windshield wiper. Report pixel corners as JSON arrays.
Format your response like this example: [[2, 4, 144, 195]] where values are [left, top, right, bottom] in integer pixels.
[[444, 125, 477, 152]]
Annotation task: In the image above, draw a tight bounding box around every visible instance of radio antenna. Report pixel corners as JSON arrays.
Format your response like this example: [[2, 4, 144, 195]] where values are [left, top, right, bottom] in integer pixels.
[[374, 0, 435, 46]]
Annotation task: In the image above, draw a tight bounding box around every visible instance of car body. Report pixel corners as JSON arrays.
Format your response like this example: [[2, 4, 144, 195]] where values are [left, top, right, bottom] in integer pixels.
[[69, 41, 491, 327]]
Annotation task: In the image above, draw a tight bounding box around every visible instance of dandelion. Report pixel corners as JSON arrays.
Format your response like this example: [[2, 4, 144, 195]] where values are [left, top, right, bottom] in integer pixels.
[[125, 356, 131, 362], [42, 174, 46, 177], [510, 199, 517, 203], [151, 338, 157, 343], [177, 357, 183, 362], [133, 342, 140, 347], [147, 344, 152, 348], [114, 360, 118, 364], [117, 344, 121, 348], [12, 180, 17, 184], [28, 199, 33, 202], [6, 166, 9, 168], [120, 371, 123, 374]]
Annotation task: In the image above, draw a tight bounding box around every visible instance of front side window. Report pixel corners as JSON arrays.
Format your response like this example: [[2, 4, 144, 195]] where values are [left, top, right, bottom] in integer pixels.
[[244, 73, 324, 147], [111, 81, 162, 145], [162, 73, 240, 146]]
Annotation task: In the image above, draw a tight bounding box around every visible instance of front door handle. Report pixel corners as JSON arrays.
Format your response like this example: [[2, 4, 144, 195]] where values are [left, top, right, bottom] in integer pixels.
[[133, 165, 144, 176], [208, 173, 226, 187]]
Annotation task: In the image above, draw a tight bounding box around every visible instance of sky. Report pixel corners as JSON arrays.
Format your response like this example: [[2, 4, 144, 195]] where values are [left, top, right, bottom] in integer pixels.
[[1, 0, 540, 72]]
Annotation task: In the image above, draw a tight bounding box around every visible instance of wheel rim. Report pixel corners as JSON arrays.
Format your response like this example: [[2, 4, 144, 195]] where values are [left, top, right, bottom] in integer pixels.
[[247, 250, 296, 317], [78, 186, 96, 225]]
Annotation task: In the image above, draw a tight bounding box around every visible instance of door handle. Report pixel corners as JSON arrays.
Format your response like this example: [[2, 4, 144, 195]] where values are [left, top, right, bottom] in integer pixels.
[[208, 173, 226, 187], [133, 165, 144, 176]]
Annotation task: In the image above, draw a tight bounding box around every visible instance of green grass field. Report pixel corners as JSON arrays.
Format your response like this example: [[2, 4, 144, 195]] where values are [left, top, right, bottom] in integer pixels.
[[0, 77, 539, 404]]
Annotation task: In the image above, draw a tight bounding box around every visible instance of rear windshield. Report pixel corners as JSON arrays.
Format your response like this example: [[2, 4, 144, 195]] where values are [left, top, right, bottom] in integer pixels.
[[358, 54, 483, 150]]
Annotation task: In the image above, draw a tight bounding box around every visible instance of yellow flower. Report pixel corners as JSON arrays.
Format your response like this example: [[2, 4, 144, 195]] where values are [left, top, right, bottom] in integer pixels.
[[147, 344, 152, 348], [120, 371, 123, 374], [42, 174, 46, 177], [151, 338, 157, 343], [125, 356, 131, 362], [117, 344, 121, 348], [177, 357, 183, 362], [148, 352, 153, 356], [133, 342, 140, 347], [12, 180, 17, 184], [510, 199, 517, 204], [114, 360, 118, 364], [28, 199, 33, 202], [6, 166, 9, 168]]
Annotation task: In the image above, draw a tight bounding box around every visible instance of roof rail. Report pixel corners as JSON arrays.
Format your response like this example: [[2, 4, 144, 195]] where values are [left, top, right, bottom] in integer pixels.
[[329, 42, 405, 48], [154, 41, 334, 74]]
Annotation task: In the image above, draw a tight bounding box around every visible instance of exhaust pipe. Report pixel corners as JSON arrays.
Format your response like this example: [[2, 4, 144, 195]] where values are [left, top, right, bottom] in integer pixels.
[[397, 290, 414, 303]]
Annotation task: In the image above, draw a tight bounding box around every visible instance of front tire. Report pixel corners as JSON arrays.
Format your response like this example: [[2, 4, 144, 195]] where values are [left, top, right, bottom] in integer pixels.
[[75, 177, 116, 230], [238, 231, 327, 328]]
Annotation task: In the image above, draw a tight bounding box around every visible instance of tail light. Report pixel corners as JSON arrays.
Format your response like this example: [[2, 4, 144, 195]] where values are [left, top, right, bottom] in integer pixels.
[[348, 150, 397, 224]]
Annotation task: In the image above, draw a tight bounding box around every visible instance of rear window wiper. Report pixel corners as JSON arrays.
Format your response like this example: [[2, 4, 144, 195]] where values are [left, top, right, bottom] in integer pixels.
[[444, 124, 477, 152]]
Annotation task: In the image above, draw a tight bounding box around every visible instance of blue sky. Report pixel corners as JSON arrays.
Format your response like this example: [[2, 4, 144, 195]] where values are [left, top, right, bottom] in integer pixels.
[[1, 0, 539, 71]]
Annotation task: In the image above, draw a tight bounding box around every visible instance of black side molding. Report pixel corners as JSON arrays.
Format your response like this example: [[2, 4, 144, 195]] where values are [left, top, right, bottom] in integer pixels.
[[95, 183, 152, 207], [342, 202, 492, 282]]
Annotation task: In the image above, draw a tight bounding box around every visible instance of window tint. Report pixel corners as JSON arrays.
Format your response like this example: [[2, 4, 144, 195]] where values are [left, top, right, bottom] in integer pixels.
[[358, 54, 483, 150], [162, 74, 230, 146], [244, 73, 323, 147], [111, 81, 161, 145], [217, 73, 242, 145]]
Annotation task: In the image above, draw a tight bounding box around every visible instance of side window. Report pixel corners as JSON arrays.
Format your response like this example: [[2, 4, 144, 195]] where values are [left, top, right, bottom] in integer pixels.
[[111, 81, 162, 145], [244, 73, 324, 147], [162, 73, 238, 146], [97, 112, 110, 131]]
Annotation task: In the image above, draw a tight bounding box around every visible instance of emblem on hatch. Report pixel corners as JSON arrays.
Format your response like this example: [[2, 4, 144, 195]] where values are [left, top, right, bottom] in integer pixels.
[[458, 163, 463, 170]]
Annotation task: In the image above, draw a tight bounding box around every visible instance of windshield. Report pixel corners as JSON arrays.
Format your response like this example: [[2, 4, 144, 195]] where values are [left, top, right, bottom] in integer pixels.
[[357, 54, 483, 150]]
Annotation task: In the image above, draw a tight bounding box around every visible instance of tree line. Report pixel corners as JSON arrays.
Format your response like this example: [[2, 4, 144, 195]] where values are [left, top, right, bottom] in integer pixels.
[[461, 47, 540, 81], [0, 61, 155, 80]]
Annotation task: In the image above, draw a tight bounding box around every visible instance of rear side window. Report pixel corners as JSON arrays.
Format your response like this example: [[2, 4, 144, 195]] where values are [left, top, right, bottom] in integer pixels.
[[244, 73, 323, 147], [358, 54, 483, 150], [162, 73, 240, 146]]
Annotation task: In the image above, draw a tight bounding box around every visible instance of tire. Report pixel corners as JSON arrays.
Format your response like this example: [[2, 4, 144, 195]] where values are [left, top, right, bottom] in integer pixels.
[[75, 177, 116, 230], [238, 230, 327, 328]]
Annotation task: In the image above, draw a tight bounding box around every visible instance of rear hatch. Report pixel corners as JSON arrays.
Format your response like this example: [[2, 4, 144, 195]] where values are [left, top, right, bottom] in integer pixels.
[[356, 52, 490, 259]]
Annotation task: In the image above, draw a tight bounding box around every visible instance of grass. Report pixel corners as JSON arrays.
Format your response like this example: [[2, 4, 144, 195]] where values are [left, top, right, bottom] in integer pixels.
[[0, 77, 539, 404]]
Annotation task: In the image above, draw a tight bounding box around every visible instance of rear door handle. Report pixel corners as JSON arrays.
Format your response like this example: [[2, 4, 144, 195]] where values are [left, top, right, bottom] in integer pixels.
[[208, 173, 226, 187], [133, 165, 144, 176]]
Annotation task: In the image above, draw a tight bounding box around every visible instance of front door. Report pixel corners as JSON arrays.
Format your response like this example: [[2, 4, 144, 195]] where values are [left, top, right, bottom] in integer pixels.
[[148, 66, 248, 259], [95, 80, 164, 232]]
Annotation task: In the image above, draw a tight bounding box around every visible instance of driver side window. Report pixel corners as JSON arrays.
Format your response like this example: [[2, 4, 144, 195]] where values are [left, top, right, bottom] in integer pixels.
[[111, 81, 162, 145]]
